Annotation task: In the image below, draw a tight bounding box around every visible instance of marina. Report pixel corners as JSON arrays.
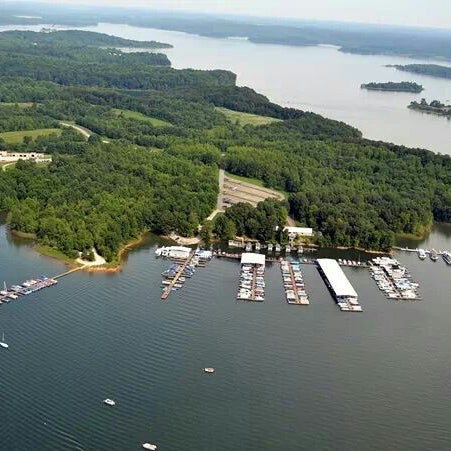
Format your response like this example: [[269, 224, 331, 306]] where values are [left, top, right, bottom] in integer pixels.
[[370, 256, 421, 301], [280, 259, 310, 305], [237, 253, 266, 302], [316, 259, 362, 312]]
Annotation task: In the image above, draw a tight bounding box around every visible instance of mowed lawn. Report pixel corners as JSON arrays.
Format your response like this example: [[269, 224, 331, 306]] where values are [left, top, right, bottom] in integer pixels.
[[216, 107, 282, 126], [112, 109, 172, 127], [0, 128, 61, 144]]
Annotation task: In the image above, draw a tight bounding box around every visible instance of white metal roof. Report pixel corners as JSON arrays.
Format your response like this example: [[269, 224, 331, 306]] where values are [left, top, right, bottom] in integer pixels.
[[283, 226, 313, 235], [317, 259, 357, 298], [241, 253, 266, 266]]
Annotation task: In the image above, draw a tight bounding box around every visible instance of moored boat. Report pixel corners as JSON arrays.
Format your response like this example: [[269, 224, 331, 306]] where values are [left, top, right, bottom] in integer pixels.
[[417, 248, 427, 260], [430, 249, 438, 262]]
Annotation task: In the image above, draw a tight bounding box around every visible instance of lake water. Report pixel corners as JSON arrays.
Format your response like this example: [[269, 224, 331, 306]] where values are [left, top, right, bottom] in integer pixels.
[[1, 22, 450, 154], [1, 222, 451, 450], [1, 22, 451, 450]]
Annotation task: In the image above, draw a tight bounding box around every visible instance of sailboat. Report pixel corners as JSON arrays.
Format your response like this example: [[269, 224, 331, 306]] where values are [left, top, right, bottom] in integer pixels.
[[0, 282, 7, 296], [0, 332, 8, 349]]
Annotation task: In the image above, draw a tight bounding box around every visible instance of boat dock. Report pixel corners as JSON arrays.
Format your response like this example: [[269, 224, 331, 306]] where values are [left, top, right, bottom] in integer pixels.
[[237, 253, 265, 302], [370, 256, 421, 301], [281, 259, 309, 305], [161, 252, 196, 300], [316, 259, 362, 312], [0, 275, 59, 305]]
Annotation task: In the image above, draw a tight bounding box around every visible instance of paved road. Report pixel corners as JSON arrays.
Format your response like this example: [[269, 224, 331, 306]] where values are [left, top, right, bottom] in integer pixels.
[[60, 122, 109, 143], [206, 168, 225, 221]]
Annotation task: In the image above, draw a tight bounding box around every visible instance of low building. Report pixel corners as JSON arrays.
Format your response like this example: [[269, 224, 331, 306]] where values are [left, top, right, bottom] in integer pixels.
[[0, 151, 48, 163], [241, 252, 266, 267], [283, 226, 314, 239]]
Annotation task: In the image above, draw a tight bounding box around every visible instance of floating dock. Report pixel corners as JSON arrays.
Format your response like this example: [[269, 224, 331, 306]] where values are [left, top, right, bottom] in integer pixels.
[[0, 276, 58, 305], [316, 259, 362, 312], [370, 256, 421, 301], [161, 252, 196, 300], [237, 253, 265, 302], [280, 259, 309, 305]]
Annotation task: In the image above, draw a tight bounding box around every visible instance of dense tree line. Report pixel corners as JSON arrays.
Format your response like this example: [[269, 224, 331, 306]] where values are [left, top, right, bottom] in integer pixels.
[[361, 81, 423, 93], [0, 145, 218, 261], [390, 64, 451, 80]]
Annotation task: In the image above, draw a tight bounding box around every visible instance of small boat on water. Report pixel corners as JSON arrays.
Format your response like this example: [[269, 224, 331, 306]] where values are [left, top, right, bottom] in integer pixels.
[[430, 249, 438, 262], [142, 444, 157, 450], [103, 398, 116, 406], [204, 367, 215, 374], [417, 249, 427, 260], [442, 251, 451, 265], [0, 332, 8, 349]]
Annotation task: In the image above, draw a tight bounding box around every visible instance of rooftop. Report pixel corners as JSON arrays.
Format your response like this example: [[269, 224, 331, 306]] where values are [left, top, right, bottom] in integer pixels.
[[317, 258, 358, 298]]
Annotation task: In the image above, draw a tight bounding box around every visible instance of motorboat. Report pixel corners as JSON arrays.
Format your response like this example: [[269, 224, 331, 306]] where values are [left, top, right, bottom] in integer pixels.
[[204, 367, 215, 373], [103, 398, 116, 406], [0, 332, 8, 349], [142, 444, 157, 450]]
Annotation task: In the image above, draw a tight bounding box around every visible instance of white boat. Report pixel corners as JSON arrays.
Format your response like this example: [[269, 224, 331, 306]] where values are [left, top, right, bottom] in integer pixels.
[[204, 367, 215, 373], [142, 444, 157, 450], [0, 282, 7, 296], [417, 248, 427, 260], [103, 398, 116, 406], [0, 332, 8, 349]]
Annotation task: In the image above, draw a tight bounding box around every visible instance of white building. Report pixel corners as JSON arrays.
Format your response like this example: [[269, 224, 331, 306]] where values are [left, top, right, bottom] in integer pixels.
[[0, 151, 50, 163], [317, 258, 358, 301], [283, 226, 314, 238], [241, 253, 266, 267]]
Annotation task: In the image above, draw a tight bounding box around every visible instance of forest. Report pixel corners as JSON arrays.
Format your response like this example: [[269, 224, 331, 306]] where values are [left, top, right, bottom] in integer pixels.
[[0, 29, 451, 260], [360, 82, 423, 93]]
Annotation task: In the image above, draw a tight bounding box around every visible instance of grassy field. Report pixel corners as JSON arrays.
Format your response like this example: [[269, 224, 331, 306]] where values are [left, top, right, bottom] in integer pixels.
[[216, 107, 282, 126], [0, 128, 61, 144], [112, 109, 172, 127]]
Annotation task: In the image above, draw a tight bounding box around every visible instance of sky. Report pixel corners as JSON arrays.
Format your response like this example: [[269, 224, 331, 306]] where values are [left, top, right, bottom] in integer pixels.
[[21, 0, 450, 29]]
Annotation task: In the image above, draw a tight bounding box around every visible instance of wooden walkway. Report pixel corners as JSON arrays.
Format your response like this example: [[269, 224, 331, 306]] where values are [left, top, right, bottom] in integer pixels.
[[161, 252, 195, 300], [53, 266, 83, 280]]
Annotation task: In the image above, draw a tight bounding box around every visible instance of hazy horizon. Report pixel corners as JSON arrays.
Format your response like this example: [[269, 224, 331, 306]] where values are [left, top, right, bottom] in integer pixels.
[[4, 0, 451, 30]]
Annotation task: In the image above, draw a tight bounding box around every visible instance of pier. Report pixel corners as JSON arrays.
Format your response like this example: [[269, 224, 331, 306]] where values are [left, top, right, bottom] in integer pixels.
[[317, 259, 362, 312], [281, 259, 309, 305], [237, 253, 265, 302], [161, 252, 196, 300], [370, 256, 421, 301]]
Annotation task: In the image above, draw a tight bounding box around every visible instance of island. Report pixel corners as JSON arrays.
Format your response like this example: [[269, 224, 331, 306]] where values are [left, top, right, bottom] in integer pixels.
[[408, 98, 451, 118], [387, 64, 451, 80], [361, 81, 423, 93], [0, 28, 450, 265]]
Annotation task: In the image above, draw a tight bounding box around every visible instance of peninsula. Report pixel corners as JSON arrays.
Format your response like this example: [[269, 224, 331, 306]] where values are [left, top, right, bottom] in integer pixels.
[[361, 81, 423, 93], [387, 64, 451, 80]]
